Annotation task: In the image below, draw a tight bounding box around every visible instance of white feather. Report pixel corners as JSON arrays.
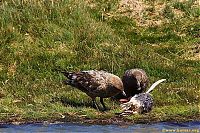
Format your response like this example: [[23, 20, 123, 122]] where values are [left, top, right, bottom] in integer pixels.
[[146, 79, 166, 93], [121, 96, 140, 111]]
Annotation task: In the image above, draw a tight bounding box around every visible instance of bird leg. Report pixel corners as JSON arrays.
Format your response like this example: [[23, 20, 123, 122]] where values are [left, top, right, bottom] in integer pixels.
[[100, 97, 107, 111], [92, 98, 100, 111]]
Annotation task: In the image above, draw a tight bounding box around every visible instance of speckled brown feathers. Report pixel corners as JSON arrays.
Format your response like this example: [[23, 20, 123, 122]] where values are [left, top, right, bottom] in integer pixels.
[[122, 68, 149, 97], [62, 70, 124, 111], [112, 68, 149, 100]]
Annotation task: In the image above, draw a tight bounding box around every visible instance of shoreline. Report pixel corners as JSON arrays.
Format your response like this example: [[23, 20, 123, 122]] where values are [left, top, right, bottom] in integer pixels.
[[0, 114, 199, 126]]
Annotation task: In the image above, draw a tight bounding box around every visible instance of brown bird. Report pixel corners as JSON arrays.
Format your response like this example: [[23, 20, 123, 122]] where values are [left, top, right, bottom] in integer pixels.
[[113, 68, 149, 100], [62, 70, 125, 111], [122, 68, 149, 98]]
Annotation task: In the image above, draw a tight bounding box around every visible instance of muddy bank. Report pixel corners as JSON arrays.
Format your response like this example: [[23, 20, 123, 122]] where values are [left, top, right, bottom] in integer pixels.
[[0, 114, 199, 126]]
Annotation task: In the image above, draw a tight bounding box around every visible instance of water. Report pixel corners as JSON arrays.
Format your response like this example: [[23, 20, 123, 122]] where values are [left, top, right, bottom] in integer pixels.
[[0, 121, 199, 133]]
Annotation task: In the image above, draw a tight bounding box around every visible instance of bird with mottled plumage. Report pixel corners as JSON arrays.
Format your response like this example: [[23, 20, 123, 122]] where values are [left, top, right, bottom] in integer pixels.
[[120, 79, 166, 115], [123, 68, 149, 97], [62, 70, 124, 111], [113, 68, 149, 100]]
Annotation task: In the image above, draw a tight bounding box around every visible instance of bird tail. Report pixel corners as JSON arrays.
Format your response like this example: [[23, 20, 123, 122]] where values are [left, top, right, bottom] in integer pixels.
[[146, 79, 166, 93], [61, 71, 76, 79], [61, 71, 78, 86]]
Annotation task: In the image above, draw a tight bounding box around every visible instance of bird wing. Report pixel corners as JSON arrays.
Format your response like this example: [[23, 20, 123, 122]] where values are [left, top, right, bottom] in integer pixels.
[[64, 70, 108, 93], [81, 70, 108, 92]]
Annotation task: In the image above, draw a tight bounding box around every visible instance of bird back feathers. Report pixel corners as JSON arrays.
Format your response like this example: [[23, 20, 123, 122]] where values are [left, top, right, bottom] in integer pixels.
[[62, 70, 124, 98]]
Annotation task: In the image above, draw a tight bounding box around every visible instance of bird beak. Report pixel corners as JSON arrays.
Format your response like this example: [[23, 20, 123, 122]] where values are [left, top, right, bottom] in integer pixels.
[[122, 91, 127, 97], [137, 81, 141, 90]]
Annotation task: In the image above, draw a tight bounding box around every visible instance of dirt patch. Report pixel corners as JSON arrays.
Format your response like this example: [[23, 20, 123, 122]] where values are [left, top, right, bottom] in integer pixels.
[[117, 0, 150, 26], [182, 43, 200, 61], [116, 0, 167, 26], [111, 0, 187, 27]]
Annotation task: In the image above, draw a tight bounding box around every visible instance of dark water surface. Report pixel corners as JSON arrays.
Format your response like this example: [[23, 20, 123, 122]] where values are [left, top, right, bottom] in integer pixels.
[[0, 121, 199, 133]]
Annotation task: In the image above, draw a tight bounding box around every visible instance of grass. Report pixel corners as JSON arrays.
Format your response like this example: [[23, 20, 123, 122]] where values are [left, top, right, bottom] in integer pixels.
[[0, 0, 199, 124]]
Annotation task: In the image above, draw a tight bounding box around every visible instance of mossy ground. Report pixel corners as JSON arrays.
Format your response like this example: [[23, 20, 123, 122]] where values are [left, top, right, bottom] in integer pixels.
[[0, 0, 199, 124]]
